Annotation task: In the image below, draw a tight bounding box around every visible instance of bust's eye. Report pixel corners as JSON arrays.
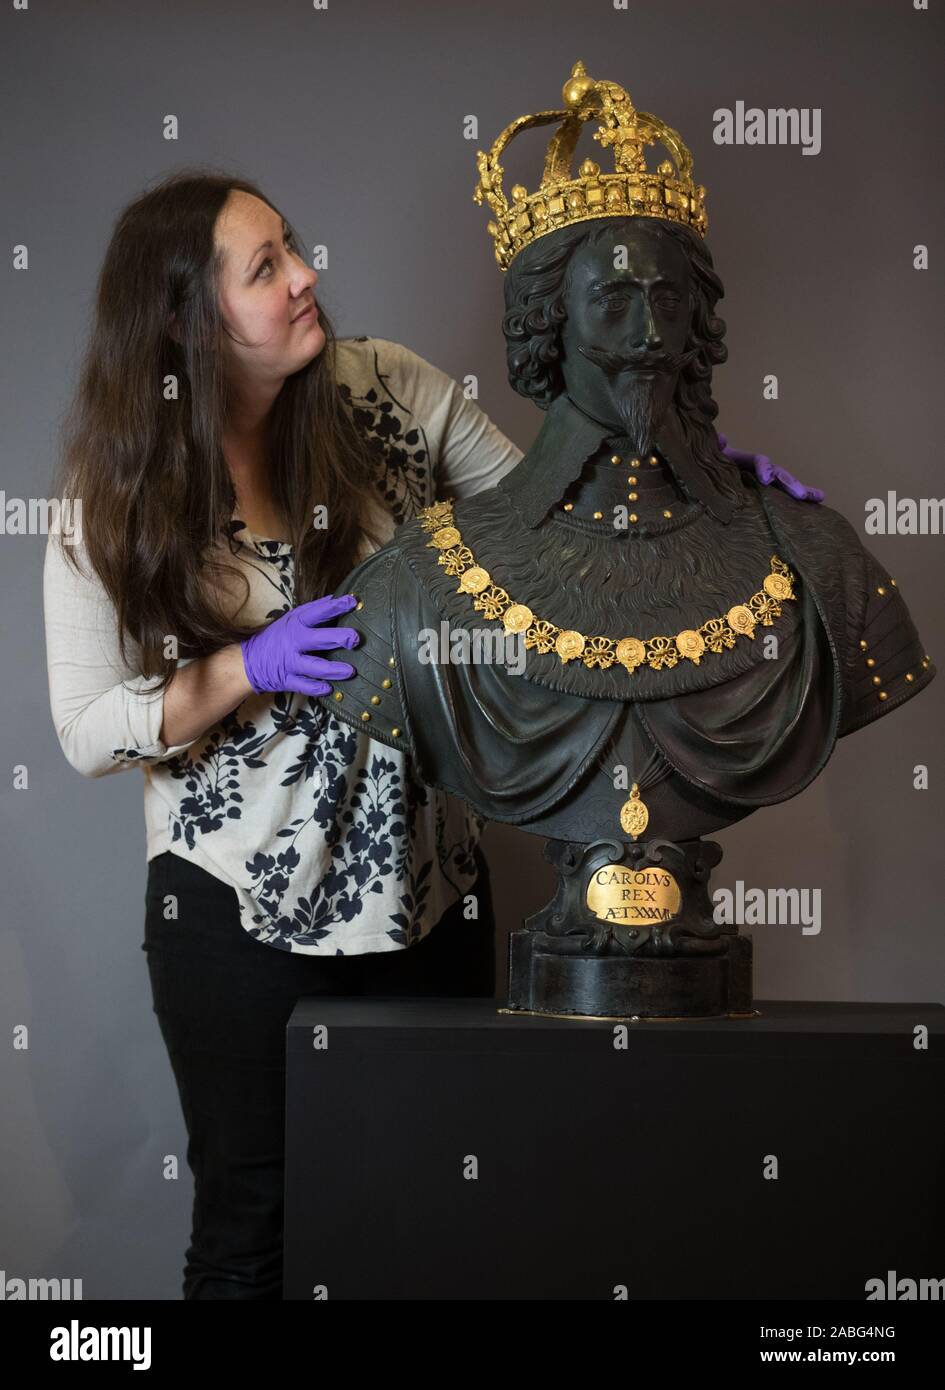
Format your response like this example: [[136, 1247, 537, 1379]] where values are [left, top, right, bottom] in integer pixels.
[[655, 294, 680, 311]]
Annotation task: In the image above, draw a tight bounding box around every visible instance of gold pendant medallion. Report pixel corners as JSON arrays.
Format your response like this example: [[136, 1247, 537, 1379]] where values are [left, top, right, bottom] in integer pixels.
[[619, 783, 649, 840]]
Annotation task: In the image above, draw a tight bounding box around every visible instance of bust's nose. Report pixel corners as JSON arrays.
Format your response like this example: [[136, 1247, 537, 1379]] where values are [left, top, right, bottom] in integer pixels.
[[636, 298, 663, 351]]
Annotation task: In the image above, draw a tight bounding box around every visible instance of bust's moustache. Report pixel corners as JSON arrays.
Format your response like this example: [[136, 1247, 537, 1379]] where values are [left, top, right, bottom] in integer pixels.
[[579, 344, 699, 375]]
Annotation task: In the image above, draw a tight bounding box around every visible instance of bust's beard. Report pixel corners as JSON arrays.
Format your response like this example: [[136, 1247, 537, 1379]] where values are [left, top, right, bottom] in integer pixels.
[[613, 375, 672, 455]]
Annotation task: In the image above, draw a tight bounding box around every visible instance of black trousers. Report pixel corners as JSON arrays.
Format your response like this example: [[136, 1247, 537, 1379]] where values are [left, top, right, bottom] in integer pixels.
[[142, 845, 496, 1300]]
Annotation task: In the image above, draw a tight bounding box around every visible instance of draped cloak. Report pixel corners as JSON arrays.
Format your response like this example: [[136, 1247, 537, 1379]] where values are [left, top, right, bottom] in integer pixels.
[[317, 397, 935, 841]]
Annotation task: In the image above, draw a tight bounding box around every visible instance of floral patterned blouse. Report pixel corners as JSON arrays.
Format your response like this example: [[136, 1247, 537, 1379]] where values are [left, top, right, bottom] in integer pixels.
[[43, 337, 523, 954]]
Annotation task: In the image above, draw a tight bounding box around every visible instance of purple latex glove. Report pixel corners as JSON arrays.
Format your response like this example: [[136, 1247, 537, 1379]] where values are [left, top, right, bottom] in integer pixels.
[[717, 432, 825, 503], [241, 593, 360, 697]]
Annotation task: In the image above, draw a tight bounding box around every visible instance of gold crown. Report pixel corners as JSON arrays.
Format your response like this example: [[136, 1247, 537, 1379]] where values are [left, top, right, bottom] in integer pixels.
[[473, 60, 708, 272]]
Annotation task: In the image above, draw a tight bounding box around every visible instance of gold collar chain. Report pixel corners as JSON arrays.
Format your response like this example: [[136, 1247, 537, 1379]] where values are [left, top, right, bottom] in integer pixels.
[[418, 499, 797, 674]]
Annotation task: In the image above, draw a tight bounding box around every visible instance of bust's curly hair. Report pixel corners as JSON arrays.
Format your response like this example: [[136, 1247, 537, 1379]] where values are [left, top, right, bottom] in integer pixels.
[[501, 215, 741, 502]]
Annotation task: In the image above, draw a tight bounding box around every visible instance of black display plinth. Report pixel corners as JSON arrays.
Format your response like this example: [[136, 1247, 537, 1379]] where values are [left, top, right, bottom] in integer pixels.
[[284, 998, 945, 1301]]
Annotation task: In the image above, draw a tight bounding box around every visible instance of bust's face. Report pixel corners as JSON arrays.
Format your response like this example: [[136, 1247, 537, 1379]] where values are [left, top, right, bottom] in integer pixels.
[[559, 221, 691, 449]]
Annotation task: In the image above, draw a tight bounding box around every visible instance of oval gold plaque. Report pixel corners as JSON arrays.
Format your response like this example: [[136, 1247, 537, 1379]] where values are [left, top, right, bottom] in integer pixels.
[[763, 572, 792, 600], [585, 864, 682, 925], [555, 629, 585, 662], [458, 566, 491, 594], [503, 603, 534, 634], [727, 604, 755, 635], [616, 636, 646, 671]]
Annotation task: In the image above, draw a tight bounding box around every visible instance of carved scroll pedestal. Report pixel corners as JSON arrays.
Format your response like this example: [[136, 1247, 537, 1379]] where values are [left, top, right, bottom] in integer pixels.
[[506, 837, 753, 1019]]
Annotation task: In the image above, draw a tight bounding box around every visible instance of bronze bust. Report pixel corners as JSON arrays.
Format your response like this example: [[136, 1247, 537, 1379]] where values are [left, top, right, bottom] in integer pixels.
[[316, 62, 935, 1019]]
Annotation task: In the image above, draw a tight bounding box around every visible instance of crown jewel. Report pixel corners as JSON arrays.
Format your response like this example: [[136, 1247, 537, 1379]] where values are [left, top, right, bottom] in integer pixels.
[[473, 60, 708, 272]]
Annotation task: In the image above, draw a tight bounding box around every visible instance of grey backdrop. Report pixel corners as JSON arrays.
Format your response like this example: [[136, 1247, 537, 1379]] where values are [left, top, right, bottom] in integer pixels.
[[2, 0, 942, 1299]]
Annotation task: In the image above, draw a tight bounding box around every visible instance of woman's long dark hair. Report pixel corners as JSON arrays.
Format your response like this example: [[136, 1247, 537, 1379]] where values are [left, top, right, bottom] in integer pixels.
[[50, 168, 386, 689], [501, 215, 742, 503]]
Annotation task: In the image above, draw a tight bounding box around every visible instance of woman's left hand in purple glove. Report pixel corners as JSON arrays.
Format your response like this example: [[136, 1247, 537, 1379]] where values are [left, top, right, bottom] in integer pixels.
[[717, 432, 825, 503]]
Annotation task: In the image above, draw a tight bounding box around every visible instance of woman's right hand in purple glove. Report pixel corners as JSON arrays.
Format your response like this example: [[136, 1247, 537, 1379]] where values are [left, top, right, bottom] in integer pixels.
[[240, 593, 360, 697]]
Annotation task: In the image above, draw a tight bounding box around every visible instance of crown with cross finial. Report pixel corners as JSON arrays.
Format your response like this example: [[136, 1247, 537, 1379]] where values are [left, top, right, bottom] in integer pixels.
[[472, 59, 708, 272]]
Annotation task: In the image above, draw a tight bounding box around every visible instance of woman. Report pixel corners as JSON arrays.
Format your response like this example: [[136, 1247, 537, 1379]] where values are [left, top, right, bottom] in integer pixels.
[[43, 168, 801, 1300], [44, 168, 523, 1301]]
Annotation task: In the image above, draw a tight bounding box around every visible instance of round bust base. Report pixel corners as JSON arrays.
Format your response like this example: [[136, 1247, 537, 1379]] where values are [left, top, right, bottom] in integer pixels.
[[507, 930, 752, 1019]]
